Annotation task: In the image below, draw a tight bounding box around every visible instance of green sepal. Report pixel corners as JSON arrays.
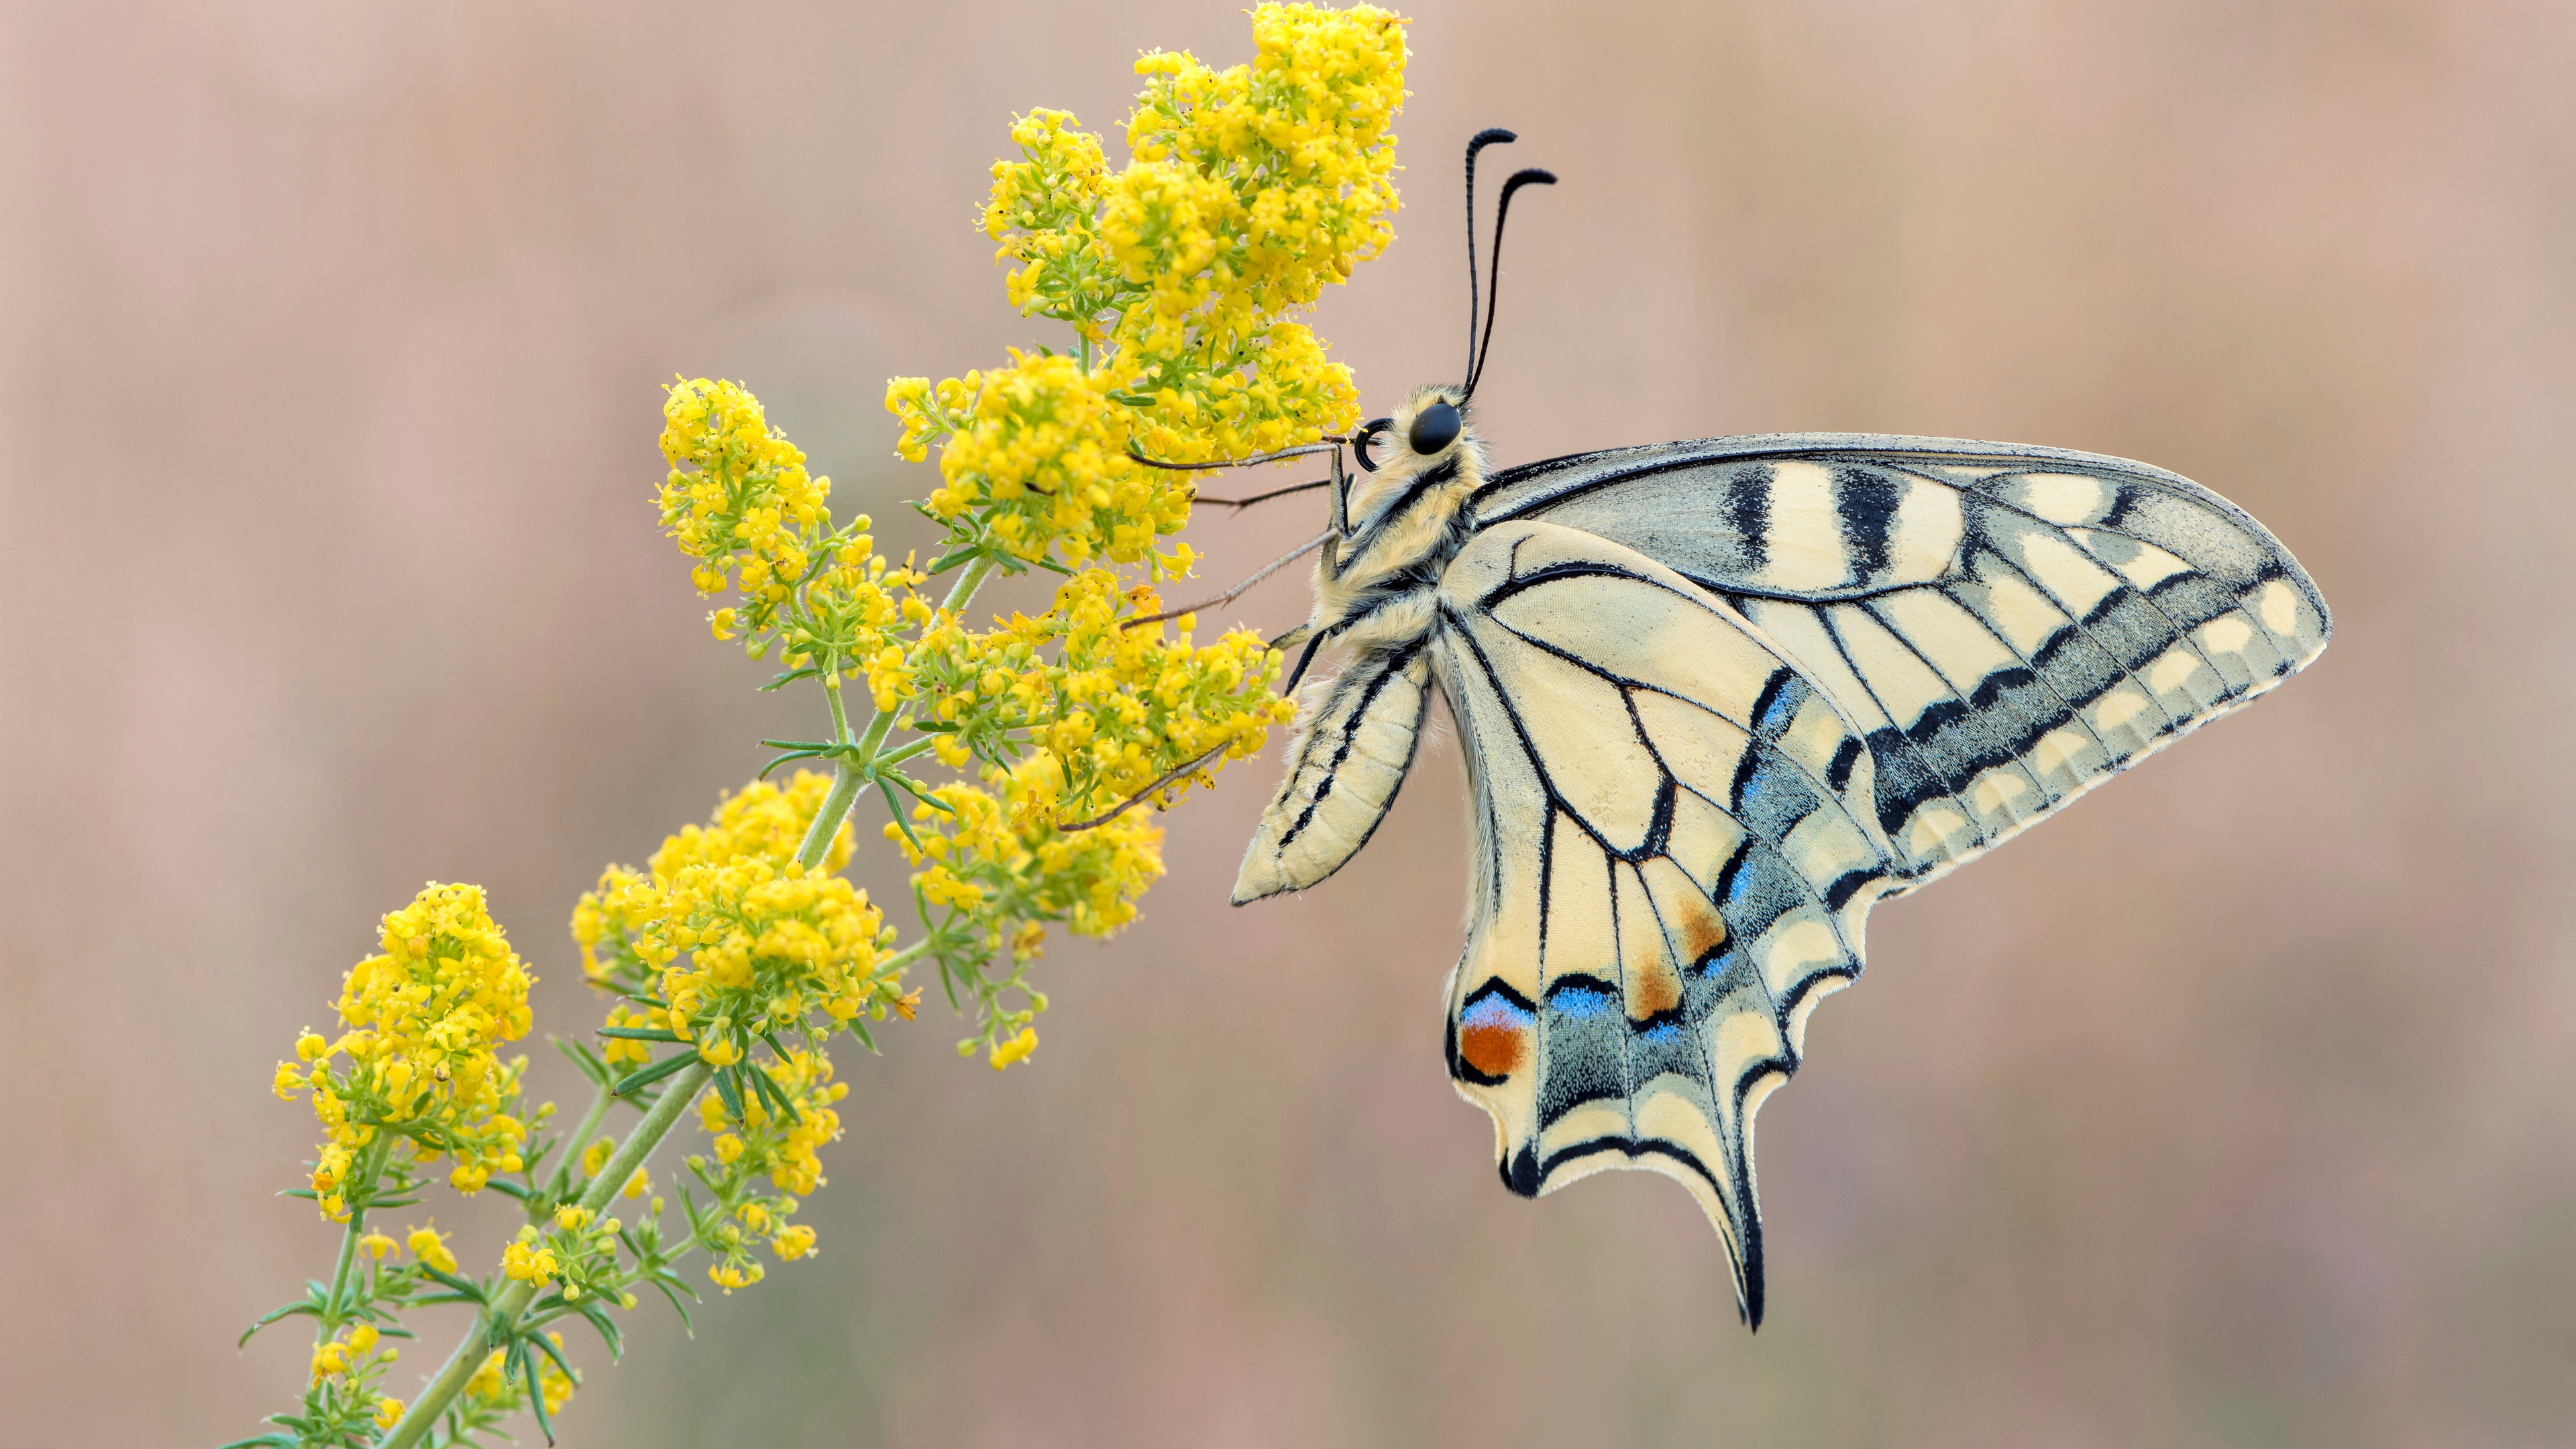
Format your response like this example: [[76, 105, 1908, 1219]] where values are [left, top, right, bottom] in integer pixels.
[[611, 1050, 700, 1097]]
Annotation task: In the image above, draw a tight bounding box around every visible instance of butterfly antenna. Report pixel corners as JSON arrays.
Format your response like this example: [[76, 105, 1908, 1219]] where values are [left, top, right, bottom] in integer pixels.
[[1463, 128, 1517, 386], [1465, 167, 1557, 399]]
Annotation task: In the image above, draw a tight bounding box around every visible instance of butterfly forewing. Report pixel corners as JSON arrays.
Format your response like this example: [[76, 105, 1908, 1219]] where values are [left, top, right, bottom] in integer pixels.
[[1474, 435, 2331, 883], [1234, 642, 1437, 904]]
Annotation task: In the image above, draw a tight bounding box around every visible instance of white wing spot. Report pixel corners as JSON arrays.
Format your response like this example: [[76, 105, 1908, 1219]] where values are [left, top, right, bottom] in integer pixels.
[[1752, 462, 1853, 592], [2010, 472, 2112, 525], [1970, 769, 2033, 818], [2198, 615, 2253, 657], [2145, 647, 2202, 697], [2031, 726, 2094, 782], [2256, 579, 2300, 636], [1884, 483, 1966, 585]]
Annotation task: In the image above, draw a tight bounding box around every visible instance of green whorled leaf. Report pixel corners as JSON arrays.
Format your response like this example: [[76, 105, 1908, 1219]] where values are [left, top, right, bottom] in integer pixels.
[[759, 747, 829, 780], [575, 1301, 625, 1360], [418, 1265, 490, 1303], [748, 1063, 804, 1126], [511, 1339, 556, 1447], [528, 1323, 581, 1382], [609, 1049, 699, 1097], [648, 1277, 697, 1334], [487, 1179, 531, 1202], [845, 1015, 879, 1054], [596, 1026, 686, 1043], [712, 1067, 746, 1126], [879, 781, 926, 851], [553, 1034, 613, 1087], [235, 1298, 321, 1347]]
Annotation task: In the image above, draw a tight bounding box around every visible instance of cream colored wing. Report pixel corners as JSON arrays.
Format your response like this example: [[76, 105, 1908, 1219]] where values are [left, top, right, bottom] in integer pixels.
[[1234, 641, 1436, 904], [1432, 520, 1900, 1326], [1474, 435, 2331, 883]]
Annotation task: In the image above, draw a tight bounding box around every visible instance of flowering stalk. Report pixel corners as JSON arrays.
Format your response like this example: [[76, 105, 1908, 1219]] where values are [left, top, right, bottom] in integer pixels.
[[234, 7, 1406, 1446]]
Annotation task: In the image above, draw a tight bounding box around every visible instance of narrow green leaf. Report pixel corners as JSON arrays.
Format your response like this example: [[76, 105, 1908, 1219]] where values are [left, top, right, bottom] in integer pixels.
[[419, 1266, 490, 1303], [235, 1300, 320, 1347], [514, 1340, 557, 1447], [610, 1050, 699, 1097], [749, 1063, 804, 1125], [880, 781, 926, 851], [576, 1301, 625, 1360], [649, 1277, 697, 1334], [712, 1066, 745, 1125], [759, 748, 828, 781], [845, 1016, 879, 1054], [487, 1179, 529, 1202]]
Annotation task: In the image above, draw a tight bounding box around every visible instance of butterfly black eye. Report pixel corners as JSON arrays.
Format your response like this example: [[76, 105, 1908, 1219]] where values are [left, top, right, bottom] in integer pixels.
[[1408, 401, 1462, 455]]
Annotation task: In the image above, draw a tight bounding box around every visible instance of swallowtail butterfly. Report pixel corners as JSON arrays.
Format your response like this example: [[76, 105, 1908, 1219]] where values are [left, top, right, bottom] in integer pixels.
[[1134, 130, 2330, 1327]]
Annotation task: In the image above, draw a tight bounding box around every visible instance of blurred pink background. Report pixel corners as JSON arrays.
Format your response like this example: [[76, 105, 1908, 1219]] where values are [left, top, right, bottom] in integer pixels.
[[6, 1, 2573, 1444]]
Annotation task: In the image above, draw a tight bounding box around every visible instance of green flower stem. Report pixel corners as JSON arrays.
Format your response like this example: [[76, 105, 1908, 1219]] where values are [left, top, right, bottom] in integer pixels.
[[321, 1135, 395, 1332], [549, 1081, 618, 1200], [381, 1061, 714, 1449], [792, 553, 998, 873], [320, 1205, 366, 1335]]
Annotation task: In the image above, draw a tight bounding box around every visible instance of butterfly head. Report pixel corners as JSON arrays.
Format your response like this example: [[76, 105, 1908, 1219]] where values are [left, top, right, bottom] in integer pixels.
[[1345, 131, 1551, 493]]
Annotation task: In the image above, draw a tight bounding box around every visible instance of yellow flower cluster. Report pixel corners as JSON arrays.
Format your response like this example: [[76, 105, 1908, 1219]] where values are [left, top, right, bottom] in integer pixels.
[[885, 1, 1405, 572], [574, 774, 903, 1065], [983, 109, 1122, 337], [896, 352, 1193, 573], [659, 378, 839, 614], [274, 883, 538, 1215], [311, 1323, 390, 1386], [694, 1047, 842, 1290]]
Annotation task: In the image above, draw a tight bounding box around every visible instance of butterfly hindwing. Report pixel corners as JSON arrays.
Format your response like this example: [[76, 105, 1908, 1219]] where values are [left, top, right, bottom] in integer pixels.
[[1432, 521, 1899, 1326], [1474, 435, 2331, 881]]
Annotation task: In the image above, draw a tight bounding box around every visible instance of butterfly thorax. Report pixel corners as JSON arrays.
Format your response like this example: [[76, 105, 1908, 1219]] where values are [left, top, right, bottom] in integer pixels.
[[1303, 386, 1487, 655]]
